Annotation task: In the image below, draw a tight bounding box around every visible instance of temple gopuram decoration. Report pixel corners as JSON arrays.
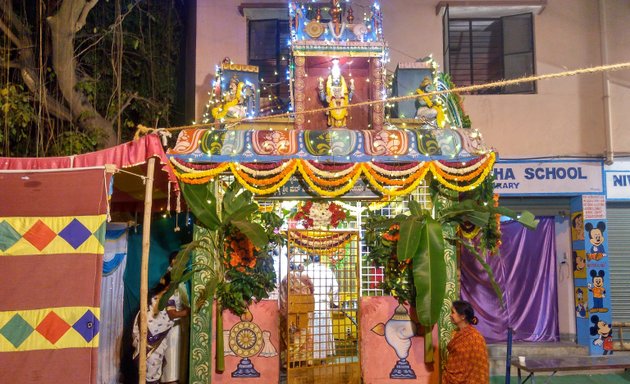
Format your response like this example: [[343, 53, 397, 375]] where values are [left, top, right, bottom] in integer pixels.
[[167, 2, 508, 384]]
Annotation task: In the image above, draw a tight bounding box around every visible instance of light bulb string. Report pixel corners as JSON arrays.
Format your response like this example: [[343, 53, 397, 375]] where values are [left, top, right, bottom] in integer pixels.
[[135, 61, 630, 136]]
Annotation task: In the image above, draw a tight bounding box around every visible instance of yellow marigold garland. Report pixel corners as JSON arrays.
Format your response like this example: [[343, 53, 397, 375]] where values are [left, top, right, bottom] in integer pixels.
[[230, 162, 297, 195], [429, 157, 494, 192], [432, 153, 492, 175], [432, 157, 488, 182], [302, 160, 357, 178], [362, 164, 430, 196], [232, 160, 297, 186], [172, 153, 497, 195], [170, 161, 230, 183], [299, 166, 364, 197], [237, 160, 293, 177], [298, 161, 362, 187], [369, 161, 425, 177], [432, 153, 495, 181], [365, 162, 429, 186]]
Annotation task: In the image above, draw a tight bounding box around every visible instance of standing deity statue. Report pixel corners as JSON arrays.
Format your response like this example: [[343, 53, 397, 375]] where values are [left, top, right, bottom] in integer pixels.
[[415, 76, 446, 128], [318, 59, 354, 128]]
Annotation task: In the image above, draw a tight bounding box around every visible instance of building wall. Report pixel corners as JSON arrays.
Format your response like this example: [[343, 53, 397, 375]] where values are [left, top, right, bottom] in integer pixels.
[[195, 0, 630, 158]]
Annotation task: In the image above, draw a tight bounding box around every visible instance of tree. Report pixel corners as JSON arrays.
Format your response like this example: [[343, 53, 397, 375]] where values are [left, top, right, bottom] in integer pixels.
[[0, 0, 185, 155]]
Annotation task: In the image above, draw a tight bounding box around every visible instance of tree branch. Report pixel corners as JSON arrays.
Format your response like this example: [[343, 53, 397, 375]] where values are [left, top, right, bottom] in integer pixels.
[[0, 16, 21, 47], [109, 92, 137, 124], [0, 1, 72, 122], [47, 0, 116, 148], [75, 0, 100, 33], [21, 67, 73, 122]]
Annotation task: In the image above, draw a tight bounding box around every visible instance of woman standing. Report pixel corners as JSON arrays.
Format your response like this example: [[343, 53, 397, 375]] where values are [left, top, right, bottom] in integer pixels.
[[443, 300, 489, 384], [132, 273, 190, 384]]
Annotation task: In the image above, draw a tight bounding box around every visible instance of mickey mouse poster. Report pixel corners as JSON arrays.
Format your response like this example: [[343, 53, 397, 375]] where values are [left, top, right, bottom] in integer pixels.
[[585, 221, 607, 260], [590, 315, 614, 355], [588, 270, 608, 313]]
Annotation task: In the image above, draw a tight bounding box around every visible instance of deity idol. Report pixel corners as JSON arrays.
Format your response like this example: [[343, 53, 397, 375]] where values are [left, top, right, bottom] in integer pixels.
[[318, 58, 354, 128]]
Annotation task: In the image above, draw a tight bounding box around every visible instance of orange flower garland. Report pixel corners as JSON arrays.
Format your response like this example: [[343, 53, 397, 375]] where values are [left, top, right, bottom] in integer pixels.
[[171, 154, 497, 196], [225, 230, 257, 271]]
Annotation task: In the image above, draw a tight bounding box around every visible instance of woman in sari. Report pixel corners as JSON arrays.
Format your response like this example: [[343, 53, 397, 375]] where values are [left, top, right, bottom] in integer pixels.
[[443, 300, 489, 384], [132, 273, 190, 384]]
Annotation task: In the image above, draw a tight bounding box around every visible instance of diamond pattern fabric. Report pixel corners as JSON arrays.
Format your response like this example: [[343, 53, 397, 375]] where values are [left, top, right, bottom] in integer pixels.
[[58, 218, 92, 249], [73, 310, 100, 343], [22, 220, 57, 251], [0, 220, 20, 251], [36, 311, 71, 344], [0, 314, 34, 348], [0, 168, 110, 384]]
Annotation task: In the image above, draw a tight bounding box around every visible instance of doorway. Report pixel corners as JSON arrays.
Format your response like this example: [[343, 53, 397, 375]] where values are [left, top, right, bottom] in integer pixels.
[[284, 229, 360, 384]]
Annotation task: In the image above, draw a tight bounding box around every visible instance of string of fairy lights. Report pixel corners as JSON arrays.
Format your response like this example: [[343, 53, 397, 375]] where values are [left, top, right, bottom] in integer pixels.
[[200, 1, 400, 125]]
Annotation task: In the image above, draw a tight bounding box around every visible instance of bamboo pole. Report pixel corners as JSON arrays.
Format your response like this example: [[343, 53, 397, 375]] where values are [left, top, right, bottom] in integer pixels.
[[138, 157, 156, 383]]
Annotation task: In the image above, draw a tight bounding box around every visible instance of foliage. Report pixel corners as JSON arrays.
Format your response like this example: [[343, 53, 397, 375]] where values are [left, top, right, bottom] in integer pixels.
[[0, 0, 186, 155], [364, 222, 415, 304], [81, 0, 185, 132], [164, 180, 285, 316], [0, 84, 36, 156], [364, 177, 538, 363], [440, 73, 471, 128]]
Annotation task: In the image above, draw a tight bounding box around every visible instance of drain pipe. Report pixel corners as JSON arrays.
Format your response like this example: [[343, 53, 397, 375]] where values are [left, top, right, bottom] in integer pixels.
[[599, 0, 614, 165]]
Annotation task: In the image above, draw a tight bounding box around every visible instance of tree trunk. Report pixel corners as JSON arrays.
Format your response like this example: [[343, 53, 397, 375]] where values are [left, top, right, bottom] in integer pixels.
[[0, 1, 73, 122], [47, 0, 117, 148]]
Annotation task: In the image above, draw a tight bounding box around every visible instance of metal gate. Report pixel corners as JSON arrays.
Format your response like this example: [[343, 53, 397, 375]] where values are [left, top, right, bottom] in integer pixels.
[[284, 229, 360, 384]]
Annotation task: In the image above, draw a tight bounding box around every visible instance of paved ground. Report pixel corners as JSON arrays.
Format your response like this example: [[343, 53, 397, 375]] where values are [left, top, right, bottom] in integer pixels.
[[491, 372, 630, 383]]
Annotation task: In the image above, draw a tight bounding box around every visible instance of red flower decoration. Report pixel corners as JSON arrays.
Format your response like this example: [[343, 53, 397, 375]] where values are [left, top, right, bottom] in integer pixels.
[[293, 201, 347, 229]]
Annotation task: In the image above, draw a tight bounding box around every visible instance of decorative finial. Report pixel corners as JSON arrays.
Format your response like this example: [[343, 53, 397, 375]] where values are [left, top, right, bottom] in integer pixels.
[[347, 6, 354, 23], [315, 7, 322, 22]]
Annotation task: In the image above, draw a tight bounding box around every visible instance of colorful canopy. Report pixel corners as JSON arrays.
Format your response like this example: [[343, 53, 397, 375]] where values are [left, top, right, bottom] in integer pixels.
[[0, 134, 177, 212], [167, 128, 495, 197]]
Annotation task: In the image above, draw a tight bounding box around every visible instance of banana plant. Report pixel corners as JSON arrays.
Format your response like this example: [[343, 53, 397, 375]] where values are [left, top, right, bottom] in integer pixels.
[[369, 197, 538, 363], [161, 179, 271, 372]]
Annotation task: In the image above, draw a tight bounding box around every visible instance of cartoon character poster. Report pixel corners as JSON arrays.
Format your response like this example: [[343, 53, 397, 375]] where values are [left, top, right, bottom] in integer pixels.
[[588, 270, 609, 314], [574, 287, 588, 318], [590, 314, 614, 355], [571, 211, 585, 241], [585, 221, 607, 261], [573, 250, 587, 279]]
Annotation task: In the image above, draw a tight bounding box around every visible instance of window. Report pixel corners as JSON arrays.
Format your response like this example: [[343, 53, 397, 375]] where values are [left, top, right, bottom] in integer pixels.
[[443, 8, 535, 94], [248, 19, 290, 113]]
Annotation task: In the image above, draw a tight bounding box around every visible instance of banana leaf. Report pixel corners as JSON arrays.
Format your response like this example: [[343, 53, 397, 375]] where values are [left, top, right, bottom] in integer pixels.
[[413, 217, 446, 327], [222, 202, 259, 225], [461, 240, 505, 307], [408, 200, 423, 216], [396, 216, 423, 262], [412, 217, 445, 363], [180, 182, 221, 230], [232, 220, 268, 249], [223, 181, 252, 217], [438, 200, 490, 227]]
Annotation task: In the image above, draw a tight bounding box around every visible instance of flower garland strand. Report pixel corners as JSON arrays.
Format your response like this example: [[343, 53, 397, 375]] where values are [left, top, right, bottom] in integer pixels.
[[173, 155, 496, 196]]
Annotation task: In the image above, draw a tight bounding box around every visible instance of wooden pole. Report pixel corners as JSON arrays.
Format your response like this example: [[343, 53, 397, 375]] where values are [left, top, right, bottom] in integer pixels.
[[138, 157, 156, 383]]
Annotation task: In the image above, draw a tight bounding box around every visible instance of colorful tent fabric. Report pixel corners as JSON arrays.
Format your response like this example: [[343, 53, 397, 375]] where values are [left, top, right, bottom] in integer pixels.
[[98, 223, 128, 384], [0, 134, 178, 212], [0, 168, 111, 383]]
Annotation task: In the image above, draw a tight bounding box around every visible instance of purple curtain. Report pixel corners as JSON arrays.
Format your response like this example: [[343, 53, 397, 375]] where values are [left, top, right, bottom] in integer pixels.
[[461, 217, 559, 343]]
